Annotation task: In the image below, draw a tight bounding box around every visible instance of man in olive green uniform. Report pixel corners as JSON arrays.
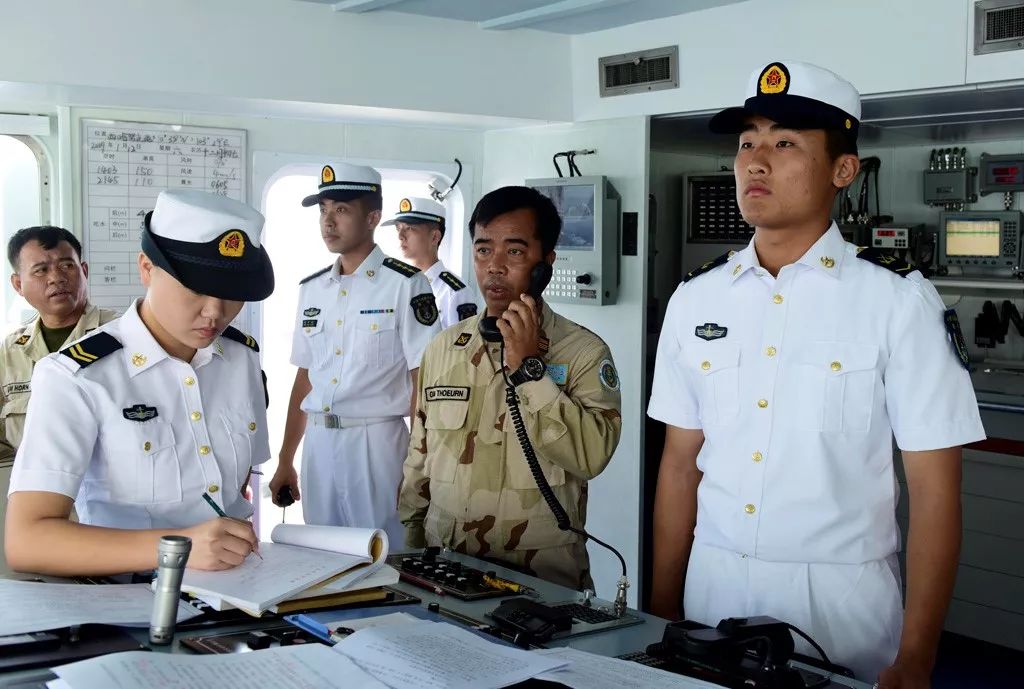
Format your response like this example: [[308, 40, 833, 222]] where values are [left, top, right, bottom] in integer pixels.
[[399, 186, 621, 590], [1, 226, 117, 571]]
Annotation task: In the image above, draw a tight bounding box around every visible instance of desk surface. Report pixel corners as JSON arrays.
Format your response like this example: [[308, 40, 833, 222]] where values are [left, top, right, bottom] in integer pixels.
[[1, 550, 871, 689]]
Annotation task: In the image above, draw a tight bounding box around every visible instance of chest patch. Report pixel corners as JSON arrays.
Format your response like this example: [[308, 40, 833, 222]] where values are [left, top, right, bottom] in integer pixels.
[[303, 307, 321, 317], [3, 382, 30, 396], [123, 404, 158, 422], [425, 386, 470, 402], [694, 323, 727, 341]]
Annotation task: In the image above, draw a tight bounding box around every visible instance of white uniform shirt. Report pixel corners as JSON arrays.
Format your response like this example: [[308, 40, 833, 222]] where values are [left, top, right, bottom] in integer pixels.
[[648, 223, 985, 564], [9, 300, 270, 528], [291, 246, 441, 418], [423, 261, 478, 329]]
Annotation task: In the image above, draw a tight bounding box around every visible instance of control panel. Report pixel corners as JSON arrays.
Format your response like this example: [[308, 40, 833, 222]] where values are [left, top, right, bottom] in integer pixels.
[[387, 549, 532, 601]]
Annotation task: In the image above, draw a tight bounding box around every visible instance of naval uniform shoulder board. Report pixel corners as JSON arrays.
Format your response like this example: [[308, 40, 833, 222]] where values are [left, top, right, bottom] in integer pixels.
[[60, 331, 122, 370], [855, 247, 915, 277], [221, 326, 260, 353], [439, 271, 466, 291], [382, 257, 420, 278], [299, 265, 331, 285], [682, 251, 734, 283]]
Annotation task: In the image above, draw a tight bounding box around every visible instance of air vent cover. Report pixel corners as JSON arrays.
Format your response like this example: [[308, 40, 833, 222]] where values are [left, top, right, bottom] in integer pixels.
[[975, 0, 1024, 54], [599, 46, 678, 98]]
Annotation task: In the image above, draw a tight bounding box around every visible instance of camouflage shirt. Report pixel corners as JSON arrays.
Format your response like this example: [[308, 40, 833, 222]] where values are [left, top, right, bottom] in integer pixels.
[[398, 304, 622, 589]]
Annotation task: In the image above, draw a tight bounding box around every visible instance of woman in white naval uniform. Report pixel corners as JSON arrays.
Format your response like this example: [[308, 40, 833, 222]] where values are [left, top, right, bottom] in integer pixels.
[[647, 62, 985, 686], [381, 196, 479, 329], [269, 164, 440, 543], [5, 190, 275, 576]]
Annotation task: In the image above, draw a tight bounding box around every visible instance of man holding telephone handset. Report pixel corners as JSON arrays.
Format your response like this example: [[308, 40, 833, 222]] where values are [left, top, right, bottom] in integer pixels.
[[399, 186, 622, 590]]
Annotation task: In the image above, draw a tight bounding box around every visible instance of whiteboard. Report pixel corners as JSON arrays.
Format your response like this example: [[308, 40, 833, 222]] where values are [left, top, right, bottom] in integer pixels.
[[80, 120, 247, 316]]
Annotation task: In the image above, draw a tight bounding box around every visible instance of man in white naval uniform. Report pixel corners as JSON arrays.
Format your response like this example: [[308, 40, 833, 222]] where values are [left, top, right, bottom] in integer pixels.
[[648, 62, 985, 686], [382, 196, 478, 329], [270, 163, 440, 542]]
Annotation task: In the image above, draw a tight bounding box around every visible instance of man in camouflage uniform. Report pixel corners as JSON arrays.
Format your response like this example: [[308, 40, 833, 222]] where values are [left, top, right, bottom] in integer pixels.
[[399, 186, 622, 590]]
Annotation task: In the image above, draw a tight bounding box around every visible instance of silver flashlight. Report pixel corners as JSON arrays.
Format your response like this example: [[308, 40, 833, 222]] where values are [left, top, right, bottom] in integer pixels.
[[149, 535, 191, 645]]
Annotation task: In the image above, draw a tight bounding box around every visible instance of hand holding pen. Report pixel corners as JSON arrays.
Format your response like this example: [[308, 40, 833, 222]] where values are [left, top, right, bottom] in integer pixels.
[[176, 492, 263, 570]]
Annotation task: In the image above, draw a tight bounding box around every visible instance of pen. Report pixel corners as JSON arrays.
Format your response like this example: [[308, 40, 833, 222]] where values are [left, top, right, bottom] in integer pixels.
[[201, 492, 262, 560]]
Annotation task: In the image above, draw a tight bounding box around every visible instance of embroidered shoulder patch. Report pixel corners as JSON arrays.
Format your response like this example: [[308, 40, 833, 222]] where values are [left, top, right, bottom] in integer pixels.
[[383, 257, 420, 278], [411, 293, 439, 326], [453, 332, 472, 347], [682, 251, 733, 283], [221, 326, 260, 352], [456, 303, 478, 321], [944, 308, 970, 370], [599, 359, 620, 391], [14, 334, 30, 346], [855, 247, 915, 277], [439, 271, 466, 291], [299, 265, 331, 285], [60, 331, 122, 370]]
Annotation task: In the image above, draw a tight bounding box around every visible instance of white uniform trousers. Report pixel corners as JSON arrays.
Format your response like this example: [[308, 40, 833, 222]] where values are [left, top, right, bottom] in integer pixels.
[[300, 417, 408, 543], [684, 542, 903, 682]]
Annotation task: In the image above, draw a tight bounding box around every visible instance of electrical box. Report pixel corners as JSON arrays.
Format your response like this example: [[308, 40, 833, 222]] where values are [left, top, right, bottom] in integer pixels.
[[979, 153, 1024, 196]]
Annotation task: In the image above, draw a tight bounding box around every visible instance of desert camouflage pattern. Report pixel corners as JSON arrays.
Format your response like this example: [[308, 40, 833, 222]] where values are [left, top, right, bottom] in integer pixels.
[[399, 304, 621, 590]]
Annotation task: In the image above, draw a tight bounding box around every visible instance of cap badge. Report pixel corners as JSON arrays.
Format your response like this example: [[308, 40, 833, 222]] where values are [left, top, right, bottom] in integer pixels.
[[399, 198, 412, 213], [758, 63, 789, 95], [321, 165, 335, 185], [218, 230, 246, 258]]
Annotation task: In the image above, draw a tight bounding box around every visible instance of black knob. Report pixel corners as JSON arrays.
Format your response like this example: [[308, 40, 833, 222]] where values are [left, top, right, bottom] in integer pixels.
[[400, 557, 414, 571], [246, 631, 272, 650], [423, 546, 440, 562], [455, 576, 469, 591], [427, 602, 440, 614], [575, 273, 593, 285]]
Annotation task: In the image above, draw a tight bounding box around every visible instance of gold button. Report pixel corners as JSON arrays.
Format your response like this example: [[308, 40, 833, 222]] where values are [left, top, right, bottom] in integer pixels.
[[757, 399, 768, 409], [752, 451, 763, 462], [184, 377, 195, 386], [323, 406, 330, 412], [335, 348, 342, 355], [744, 504, 756, 514], [199, 445, 211, 455], [766, 346, 777, 357], [701, 360, 711, 371], [340, 289, 348, 297], [208, 484, 219, 493], [371, 324, 378, 332], [772, 294, 784, 304], [331, 377, 338, 384], [305, 328, 310, 333], [248, 422, 257, 431], [831, 361, 842, 372], [336, 319, 342, 326], [143, 441, 152, 452], [190, 411, 201, 421]]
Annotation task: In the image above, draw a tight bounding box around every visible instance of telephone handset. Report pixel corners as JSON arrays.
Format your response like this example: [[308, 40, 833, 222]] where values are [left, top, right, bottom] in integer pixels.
[[478, 262, 552, 343]]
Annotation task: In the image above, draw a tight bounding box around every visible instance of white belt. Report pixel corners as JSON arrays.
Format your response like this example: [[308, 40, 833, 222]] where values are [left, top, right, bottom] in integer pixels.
[[309, 413, 400, 430]]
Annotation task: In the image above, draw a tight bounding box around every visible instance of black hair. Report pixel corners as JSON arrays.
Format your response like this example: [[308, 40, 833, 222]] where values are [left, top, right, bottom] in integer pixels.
[[358, 192, 383, 213], [7, 226, 83, 271], [825, 129, 858, 160], [468, 186, 562, 255]]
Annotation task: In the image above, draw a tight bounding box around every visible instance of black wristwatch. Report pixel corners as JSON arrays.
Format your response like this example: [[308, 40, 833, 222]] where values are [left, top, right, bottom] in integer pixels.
[[509, 356, 546, 386]]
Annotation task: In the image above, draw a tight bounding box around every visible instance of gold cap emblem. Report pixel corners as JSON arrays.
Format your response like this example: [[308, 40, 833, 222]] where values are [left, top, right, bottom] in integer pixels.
[[758, 64, 788, 95], [321, 165, 335, 185], [399, 198, 412, 213], [218, 230, 245, 258]]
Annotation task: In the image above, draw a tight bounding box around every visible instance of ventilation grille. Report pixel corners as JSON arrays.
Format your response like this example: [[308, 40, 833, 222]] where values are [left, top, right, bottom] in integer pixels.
[[599, 46, 678, 98], [975, 0, 1024, 54]]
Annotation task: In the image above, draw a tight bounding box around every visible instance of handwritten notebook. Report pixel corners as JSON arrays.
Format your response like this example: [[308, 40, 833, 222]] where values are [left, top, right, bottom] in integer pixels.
[[180, 524, 387, 616]]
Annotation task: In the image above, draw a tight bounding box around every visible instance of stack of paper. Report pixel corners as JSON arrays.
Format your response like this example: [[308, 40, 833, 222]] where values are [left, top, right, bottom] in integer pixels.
[[48, 645, 389, 689], [0, 581, 200, 636], [535, 647, 723, 688], [180, 524, 388, 616]]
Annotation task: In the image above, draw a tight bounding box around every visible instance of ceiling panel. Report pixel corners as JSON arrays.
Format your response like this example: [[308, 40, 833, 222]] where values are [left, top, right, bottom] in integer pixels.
[[297, 0, 750, 34]]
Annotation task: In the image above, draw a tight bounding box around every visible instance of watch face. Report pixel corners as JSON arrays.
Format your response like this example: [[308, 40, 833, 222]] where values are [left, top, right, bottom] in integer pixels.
[[524, 357, 546, 380]]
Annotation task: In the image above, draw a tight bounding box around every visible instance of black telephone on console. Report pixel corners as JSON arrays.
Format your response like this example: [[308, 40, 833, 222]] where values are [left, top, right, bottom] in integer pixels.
[[478, 262, 552, 343]]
